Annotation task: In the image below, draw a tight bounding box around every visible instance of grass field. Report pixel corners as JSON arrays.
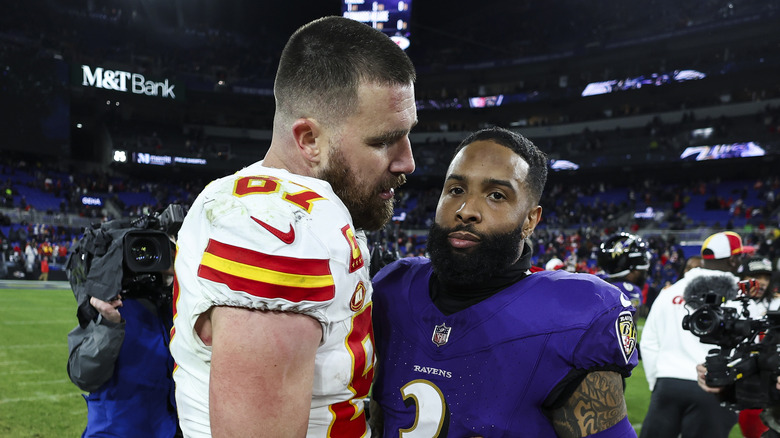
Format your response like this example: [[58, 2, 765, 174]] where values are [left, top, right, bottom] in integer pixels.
[[0, 284, 743, 437], [0, 286, 87, 437]]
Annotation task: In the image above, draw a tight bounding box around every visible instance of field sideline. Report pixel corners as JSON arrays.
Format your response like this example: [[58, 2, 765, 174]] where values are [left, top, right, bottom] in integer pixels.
[[0, 282, 742, 437]]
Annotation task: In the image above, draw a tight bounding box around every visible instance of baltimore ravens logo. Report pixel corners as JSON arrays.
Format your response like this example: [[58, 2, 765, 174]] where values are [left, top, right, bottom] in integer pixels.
[[432, 323, 451, 347], [611, 241, 626, 259], [615, 311, 637, 363]]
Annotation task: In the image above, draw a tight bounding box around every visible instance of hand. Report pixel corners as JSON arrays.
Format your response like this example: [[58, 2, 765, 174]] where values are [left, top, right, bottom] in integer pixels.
[[89, 296, 123, 324], [696, 363, 722, 394]]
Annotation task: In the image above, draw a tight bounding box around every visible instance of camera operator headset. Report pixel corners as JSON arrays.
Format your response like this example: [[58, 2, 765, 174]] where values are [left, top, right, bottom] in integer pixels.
[[66, 205, 184, 438]]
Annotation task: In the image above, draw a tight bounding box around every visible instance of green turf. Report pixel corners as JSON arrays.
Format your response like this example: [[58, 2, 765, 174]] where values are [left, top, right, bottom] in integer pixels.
[[0, 287, 746, 437], [0, 287, 87, 437]]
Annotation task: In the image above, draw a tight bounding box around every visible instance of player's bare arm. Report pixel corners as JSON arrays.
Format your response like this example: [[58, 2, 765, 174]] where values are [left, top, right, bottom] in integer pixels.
[[208, 306, 322, 437], [550, 370, 627, 438]]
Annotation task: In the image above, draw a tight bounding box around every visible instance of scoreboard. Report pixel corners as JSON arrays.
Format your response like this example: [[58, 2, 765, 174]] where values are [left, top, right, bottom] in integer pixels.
[[342, 0, 412, 49]]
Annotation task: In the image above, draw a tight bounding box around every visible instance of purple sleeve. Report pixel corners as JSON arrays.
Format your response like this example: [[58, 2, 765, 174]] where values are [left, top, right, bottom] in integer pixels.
[[573, 305, 639, 374]]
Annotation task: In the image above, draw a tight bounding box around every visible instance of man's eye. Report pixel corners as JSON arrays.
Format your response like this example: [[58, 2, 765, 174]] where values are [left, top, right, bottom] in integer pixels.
[[449, 187, 464, 195], [489, 192, 505, 200]]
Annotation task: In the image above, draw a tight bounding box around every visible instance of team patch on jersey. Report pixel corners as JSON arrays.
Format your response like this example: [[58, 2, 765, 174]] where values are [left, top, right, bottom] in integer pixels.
[[198, 238, 335, 302], [615, 311, 637, 363], [350, 281, 366, 311], [341, 224, 365, 273], [432, 323, 451, 347]]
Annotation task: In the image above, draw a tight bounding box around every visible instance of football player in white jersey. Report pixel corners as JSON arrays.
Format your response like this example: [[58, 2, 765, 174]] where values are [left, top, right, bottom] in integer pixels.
[[169, 16, 417, 437]]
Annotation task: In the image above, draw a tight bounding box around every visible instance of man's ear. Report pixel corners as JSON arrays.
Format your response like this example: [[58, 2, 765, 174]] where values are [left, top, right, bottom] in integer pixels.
[[291, 118, 322, 164], [522, 205, 543, 239]]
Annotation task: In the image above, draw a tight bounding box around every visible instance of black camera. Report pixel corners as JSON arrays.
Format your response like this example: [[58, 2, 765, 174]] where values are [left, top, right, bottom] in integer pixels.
[[66, 204, 185, 327], [682, 291, 751, 349], [682, 275, 780, 410]]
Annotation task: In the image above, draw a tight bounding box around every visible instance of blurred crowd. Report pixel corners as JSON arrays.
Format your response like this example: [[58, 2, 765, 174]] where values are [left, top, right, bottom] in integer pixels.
[[3, 151, 779, 284]]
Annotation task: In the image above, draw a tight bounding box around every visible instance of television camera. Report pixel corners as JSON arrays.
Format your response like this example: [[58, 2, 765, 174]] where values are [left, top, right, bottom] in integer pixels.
[[66, 204, 185, 327], [682, 274, 780, 410]]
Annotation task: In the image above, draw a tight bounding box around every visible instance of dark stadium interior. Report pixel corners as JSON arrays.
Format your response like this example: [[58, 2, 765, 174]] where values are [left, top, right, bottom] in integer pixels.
[[1, 0, 779, 292]]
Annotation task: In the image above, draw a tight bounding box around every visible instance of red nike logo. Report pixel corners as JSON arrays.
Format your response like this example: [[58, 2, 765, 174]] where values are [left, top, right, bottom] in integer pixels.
[[251, 216, 295, 244]]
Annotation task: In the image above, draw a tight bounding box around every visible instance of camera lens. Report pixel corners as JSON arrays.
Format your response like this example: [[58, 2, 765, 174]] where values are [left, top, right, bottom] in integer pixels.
[[691, 308, 720, 336], [129, 238, 161, 267]]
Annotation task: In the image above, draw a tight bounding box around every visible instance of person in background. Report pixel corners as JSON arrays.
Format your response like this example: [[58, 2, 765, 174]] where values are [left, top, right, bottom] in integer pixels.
[[24, 240, 36, 275], [38, 256, 48, 281], [371, 127, 638, 437], [67, 271, 178, 437], [738, 256, 776, 315], [682, 255, 703, 275], [169, 16, 417, 437], [641, 231, 744, 438], [545, 257, 564, 271], [729, 256, 776, 438], [597, 232, 651, 318]]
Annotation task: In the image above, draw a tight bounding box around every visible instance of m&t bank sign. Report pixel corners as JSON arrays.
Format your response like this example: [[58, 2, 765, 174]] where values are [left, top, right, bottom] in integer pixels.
[[78, 65, 183, 100]]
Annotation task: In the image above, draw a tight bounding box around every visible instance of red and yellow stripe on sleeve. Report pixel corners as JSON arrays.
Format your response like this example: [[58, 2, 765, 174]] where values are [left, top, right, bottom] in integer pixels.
[[197, 239, 335, 303]]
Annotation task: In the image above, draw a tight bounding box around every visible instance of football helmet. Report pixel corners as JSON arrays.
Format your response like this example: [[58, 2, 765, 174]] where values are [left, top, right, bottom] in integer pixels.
[[598, 232, 651, 279]]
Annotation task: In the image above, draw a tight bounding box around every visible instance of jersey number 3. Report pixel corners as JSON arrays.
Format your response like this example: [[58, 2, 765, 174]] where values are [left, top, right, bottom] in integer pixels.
[[400, 379, 450, 437]]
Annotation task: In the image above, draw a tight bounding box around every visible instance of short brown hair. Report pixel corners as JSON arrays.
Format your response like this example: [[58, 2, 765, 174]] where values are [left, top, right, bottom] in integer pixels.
[[274, 16, 416, 126]]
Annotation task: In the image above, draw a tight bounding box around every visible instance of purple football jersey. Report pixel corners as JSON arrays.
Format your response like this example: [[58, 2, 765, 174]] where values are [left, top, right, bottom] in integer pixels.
[[372, 257, 638, 437], [610, 281, 643, 310]]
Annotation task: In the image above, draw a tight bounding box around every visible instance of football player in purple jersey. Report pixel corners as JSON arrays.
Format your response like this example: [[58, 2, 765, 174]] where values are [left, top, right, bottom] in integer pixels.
[[597, 232, 651, 318], [370, 126, 638, 437]]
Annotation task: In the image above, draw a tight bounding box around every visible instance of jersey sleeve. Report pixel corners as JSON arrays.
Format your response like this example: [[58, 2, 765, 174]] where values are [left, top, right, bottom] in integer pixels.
[[572, 283, 639, 375], [183, 176, 342, 328]]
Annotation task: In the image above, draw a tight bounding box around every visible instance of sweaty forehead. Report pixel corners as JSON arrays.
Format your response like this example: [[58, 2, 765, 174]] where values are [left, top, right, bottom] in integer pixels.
[[448, 140, 529, 183]]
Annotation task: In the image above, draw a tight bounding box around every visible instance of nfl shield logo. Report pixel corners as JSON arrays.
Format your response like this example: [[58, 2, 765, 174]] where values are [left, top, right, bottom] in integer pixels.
[[432, 323, 451, 347]]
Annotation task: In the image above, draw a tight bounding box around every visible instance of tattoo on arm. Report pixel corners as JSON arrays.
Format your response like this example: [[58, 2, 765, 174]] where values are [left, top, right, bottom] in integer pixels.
[[551, 371, 627, 438]]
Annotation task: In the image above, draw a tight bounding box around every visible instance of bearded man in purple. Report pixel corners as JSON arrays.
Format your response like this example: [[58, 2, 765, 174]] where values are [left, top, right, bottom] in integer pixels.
[[370, 127, 638, 438]]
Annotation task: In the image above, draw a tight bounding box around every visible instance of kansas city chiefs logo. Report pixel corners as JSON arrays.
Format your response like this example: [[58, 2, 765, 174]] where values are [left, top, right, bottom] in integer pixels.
[[350, 281, 366, 312]]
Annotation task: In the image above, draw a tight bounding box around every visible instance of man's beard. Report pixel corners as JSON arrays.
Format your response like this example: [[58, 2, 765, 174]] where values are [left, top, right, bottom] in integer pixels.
[[426, 222, 525, 285], [317, 147, 406, 231]]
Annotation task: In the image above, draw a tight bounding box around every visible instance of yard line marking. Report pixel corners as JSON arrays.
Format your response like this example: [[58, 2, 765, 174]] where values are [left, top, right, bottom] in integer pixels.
[[0, 306, 72, 312], [0, 343, 64, 350], [0, 370, 45, 375], [17, 379, 70, 386], [1, 320, 73, 325], [0, 280, 71, 290], [0, 393, 81, 404]]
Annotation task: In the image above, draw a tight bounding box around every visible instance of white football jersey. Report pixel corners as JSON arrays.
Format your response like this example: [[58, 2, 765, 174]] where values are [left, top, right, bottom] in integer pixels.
[[171, 162, 374, 437]]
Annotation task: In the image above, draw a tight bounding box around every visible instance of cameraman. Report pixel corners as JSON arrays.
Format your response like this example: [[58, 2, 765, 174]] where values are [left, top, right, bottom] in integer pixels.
[[641, 231, 744, 438], [739, 257, 777, 317], [697, 256, 777, 438], [66, 218, 180, 438]]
